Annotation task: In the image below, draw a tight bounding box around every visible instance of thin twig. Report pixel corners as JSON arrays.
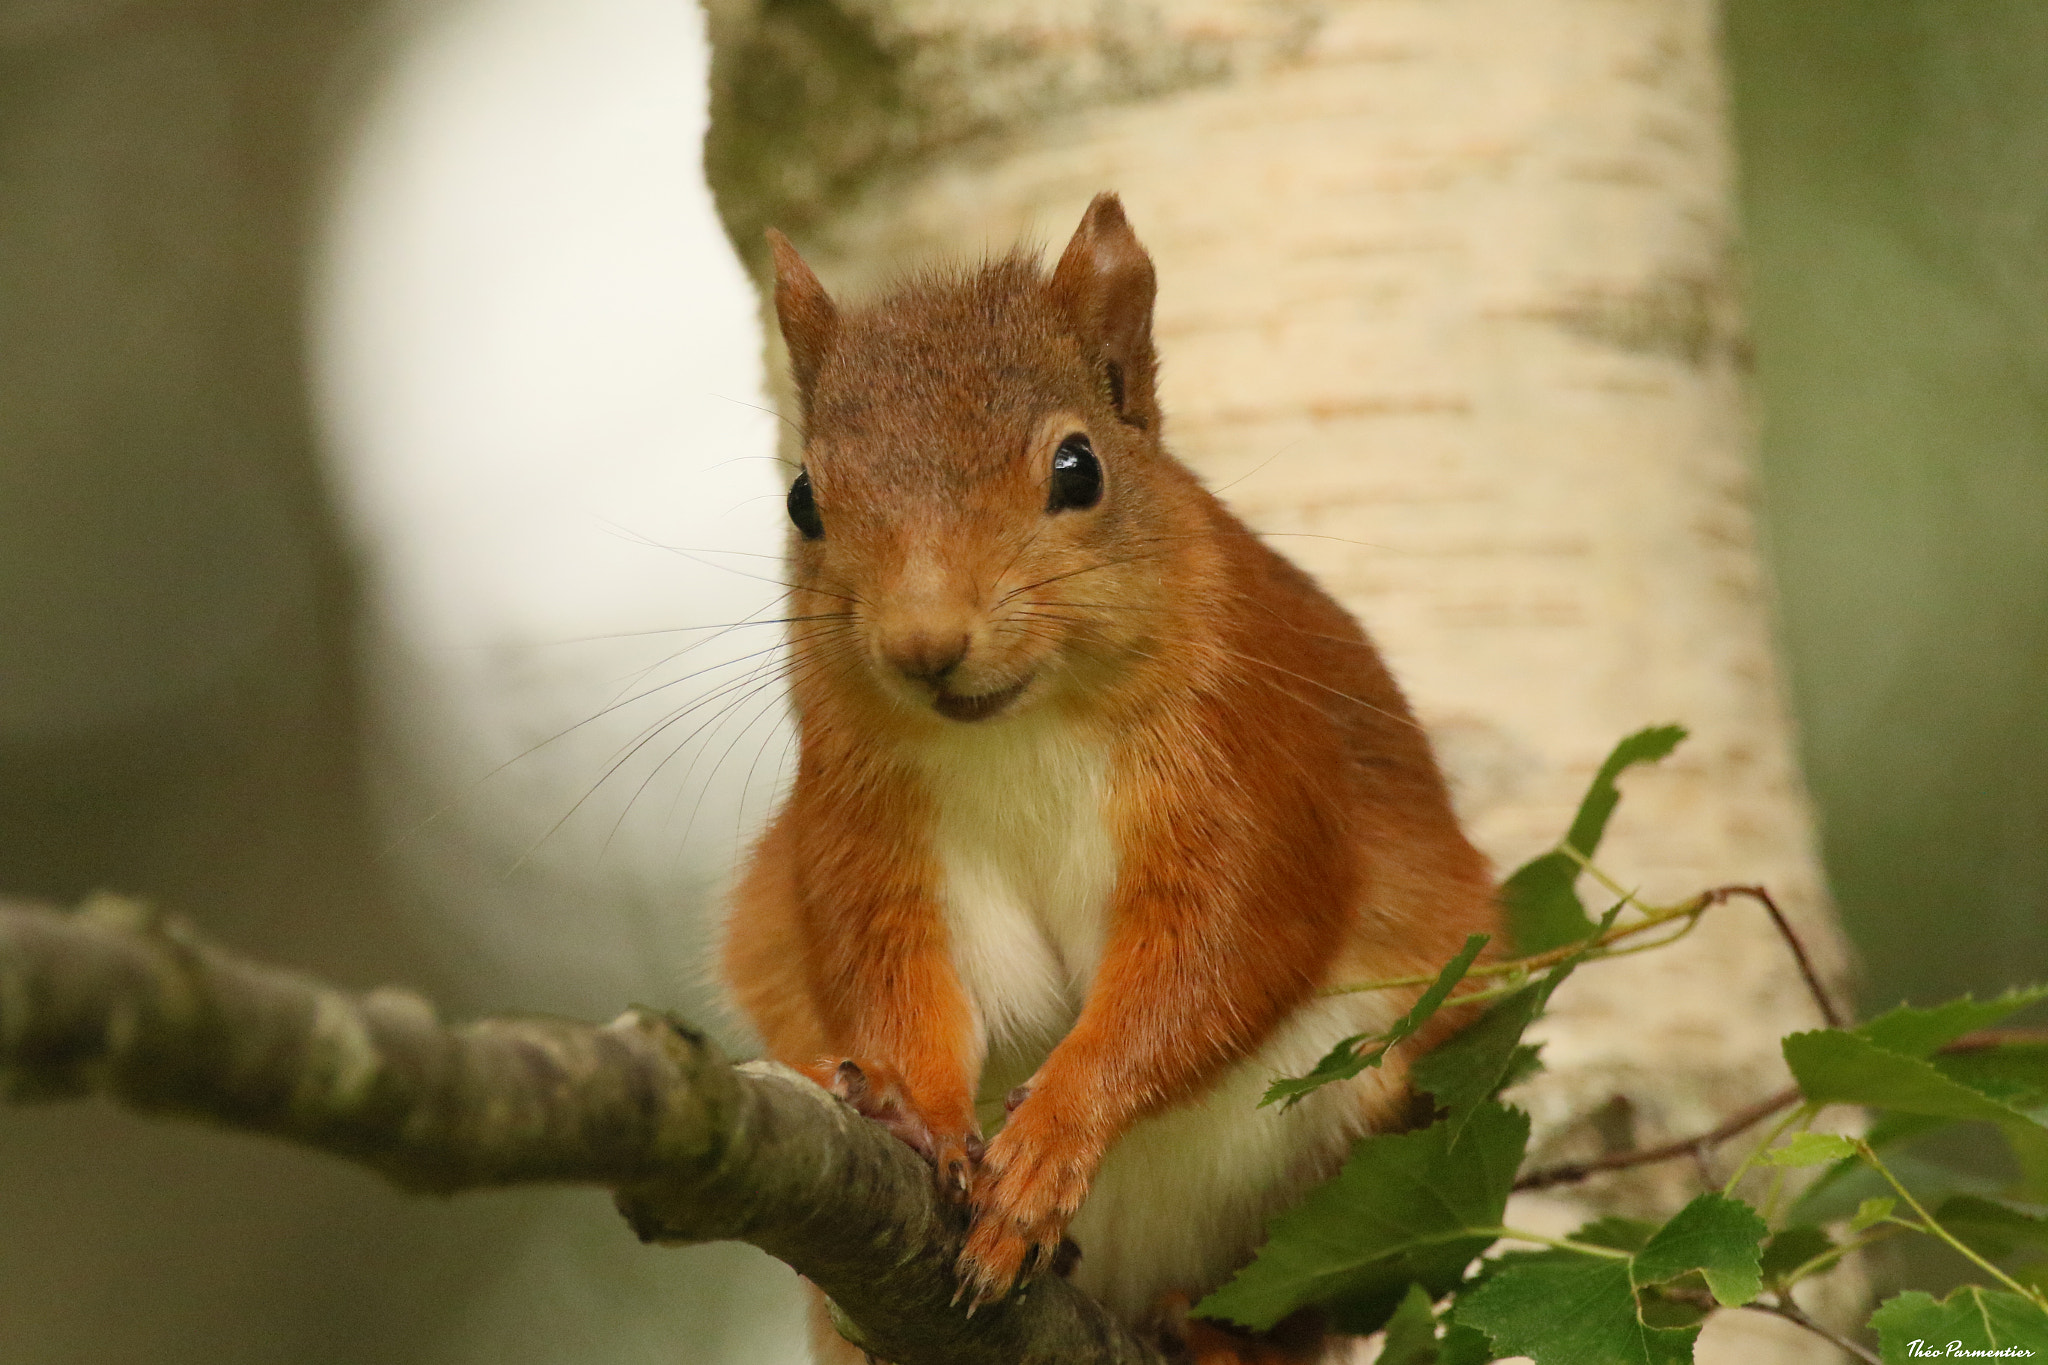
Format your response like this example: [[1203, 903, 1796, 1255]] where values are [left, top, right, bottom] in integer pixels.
[[1744, 1295, 1881, 1365], [1322, 877, 1838, 1026], [1855, 1137, 2048, 1307], [1708, 884, 1843, 1028], [1514, 1085, 1801, 1190], [1319, 897, 1704, 997], [1939, 1028, 2048, 1051]]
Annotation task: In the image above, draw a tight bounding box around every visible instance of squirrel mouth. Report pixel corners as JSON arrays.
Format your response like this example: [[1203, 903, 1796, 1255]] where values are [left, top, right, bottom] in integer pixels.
[[931, 676, 1030, 723]]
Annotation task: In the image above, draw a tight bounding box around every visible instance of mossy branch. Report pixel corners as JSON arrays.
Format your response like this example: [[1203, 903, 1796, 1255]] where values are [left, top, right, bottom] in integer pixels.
[[0, 895, 1163, 1365]]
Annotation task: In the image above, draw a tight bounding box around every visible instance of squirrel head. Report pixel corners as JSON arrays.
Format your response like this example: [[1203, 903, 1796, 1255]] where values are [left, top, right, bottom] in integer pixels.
[[764, 195, 1218, 728]]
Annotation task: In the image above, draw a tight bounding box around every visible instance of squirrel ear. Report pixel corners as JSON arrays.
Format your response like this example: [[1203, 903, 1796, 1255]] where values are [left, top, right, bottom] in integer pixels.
[[1050, 193, 1160, 430], [767, 228, 837, 402]]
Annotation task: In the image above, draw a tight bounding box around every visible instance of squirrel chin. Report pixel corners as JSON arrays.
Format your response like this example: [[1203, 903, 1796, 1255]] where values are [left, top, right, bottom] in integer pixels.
[[931, 674, 1032, 723]]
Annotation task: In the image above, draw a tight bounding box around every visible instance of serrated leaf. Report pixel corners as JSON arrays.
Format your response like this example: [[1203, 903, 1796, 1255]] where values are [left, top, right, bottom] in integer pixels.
[[1870, 1286, 2048, 1364], [1631, 1192, 1768, 1307], [1850, 1197, 1898, 1233], [1193, 1103, 1529, 1335], [1858, 986, 2048, 1059], [1758, 1226, 1835, 1286], [1413, 986, 1548, 1139], [1414, 907, 1620, 1143], [1377, 1285, 1443, 1365], [1262, 1031, 1378, 1110], [1782, 1029, 2015, 1119], [1761, 1131, 1857, 1166], [1498, 726, 1686, 955], [1457, 1251, 1698, 1365], [1784, 1029, 2048, 1199], [1265, 934, 1490, 1108], [1436, 1321, 1493, 1365], [1936, 1195, 2048, 1263]]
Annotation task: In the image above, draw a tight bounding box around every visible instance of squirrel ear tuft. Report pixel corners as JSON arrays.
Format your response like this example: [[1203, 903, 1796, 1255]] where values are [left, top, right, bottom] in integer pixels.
[[767, 229, 838, 402], [1050, 193, 1160, 430]]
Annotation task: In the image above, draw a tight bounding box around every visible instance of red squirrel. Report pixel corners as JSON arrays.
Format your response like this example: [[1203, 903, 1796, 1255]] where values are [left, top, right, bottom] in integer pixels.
[[721, 194, 1498, 1363]]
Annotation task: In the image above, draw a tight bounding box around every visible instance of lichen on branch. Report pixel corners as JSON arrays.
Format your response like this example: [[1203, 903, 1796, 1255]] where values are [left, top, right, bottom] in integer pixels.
[[0, 895, 1162, 1365]]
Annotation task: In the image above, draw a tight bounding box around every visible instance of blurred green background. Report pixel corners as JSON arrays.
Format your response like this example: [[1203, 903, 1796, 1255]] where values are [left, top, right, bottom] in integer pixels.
[[1728, 0, 2048, 1304], [1730, 2, 2048, 1019], [0, 1, 2042, 1360]]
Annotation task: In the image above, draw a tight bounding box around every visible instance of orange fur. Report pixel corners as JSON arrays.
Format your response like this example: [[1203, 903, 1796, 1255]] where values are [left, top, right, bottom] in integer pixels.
[[725, 197, 1497, 1364]]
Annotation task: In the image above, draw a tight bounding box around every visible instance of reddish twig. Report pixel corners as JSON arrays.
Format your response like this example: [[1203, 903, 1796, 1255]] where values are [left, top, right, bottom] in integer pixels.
[[1743, 1295, 1881, 1364], [1938, 1027, 2048, 1051], [1704, 884, 1844, 1029], [1514, 1085, 1801, 1191]]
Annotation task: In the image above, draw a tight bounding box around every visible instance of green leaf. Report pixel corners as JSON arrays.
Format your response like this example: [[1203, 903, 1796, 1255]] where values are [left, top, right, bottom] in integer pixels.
[[1850, 1197, 1898, 1233], [1867, 1109, 1970, 1151], [1787, 1112, 1956, 1223], [1262, 1030, 1378, 1110], [1436, 1321, 1494, 1365], [1870, 1286, 2048, 1364], [1936, 1195, 2048, 1264], [1760, 1132, 1857, 1167], [1938, 1042, 2048, 1107], [1414, 907, 1621, 1142], [1264, 934, 1490, 1108], [1758, 1226, 1835, 1286], [1412, 987, 1548, 1139], [1631, 1192, 1768, 1307], [1498, 852, 1592, 958], [1784, 1029, 2048, 1199], [1456, 1252, 1698, 1365], [1858, 986, 2048, 1058], [1193, 1103, 1529, 1335], [1782, 1028, 2017, 1122], [1560, 725, 1688, 856], [1377, 1285, 1444, 1365], [1498, 725, 1686, 955]]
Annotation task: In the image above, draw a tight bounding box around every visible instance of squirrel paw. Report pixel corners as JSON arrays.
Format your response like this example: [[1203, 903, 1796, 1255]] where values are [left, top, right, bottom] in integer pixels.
[[824, 1058, 979, 1201], [955, 1110, 1094, 1309]]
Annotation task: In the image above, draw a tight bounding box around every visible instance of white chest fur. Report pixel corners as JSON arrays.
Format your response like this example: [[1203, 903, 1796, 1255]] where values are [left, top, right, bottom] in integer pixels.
[[916, 712, 1118, 1064], [917, 711, 1410, 1330]]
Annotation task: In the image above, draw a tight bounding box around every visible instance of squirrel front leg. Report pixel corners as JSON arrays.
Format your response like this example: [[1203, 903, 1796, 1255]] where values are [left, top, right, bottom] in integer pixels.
[[790, 782, 985, 1198], [812, 929, 983, 1199], [957, 764, 1348, 1304]]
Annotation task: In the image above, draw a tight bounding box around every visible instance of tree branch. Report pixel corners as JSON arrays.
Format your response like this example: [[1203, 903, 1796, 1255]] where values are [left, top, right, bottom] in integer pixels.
[[0, 895, 1163, 1365], [1514, 1084, 1802, 1191]]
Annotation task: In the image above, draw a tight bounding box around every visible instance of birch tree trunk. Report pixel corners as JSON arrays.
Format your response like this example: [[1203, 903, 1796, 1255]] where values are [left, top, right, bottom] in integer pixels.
[[705, 1, 1855, 1358]]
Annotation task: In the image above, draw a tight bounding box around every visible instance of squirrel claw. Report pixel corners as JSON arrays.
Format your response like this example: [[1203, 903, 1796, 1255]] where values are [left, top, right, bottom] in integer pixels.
[[823, 1058, 979, 1203]]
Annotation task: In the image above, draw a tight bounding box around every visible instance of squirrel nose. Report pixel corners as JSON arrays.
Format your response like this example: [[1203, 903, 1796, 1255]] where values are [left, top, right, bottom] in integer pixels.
[[882, 630, 970, 687]]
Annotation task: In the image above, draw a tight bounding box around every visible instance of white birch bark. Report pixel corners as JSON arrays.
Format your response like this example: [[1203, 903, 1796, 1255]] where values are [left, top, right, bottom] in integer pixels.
[[706, 1, 1856, 1357]]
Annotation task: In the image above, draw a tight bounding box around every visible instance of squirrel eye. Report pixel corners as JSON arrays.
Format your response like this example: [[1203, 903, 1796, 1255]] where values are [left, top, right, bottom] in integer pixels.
[[787, 468, 824, 540], [1046, 434, 1102, 513]]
